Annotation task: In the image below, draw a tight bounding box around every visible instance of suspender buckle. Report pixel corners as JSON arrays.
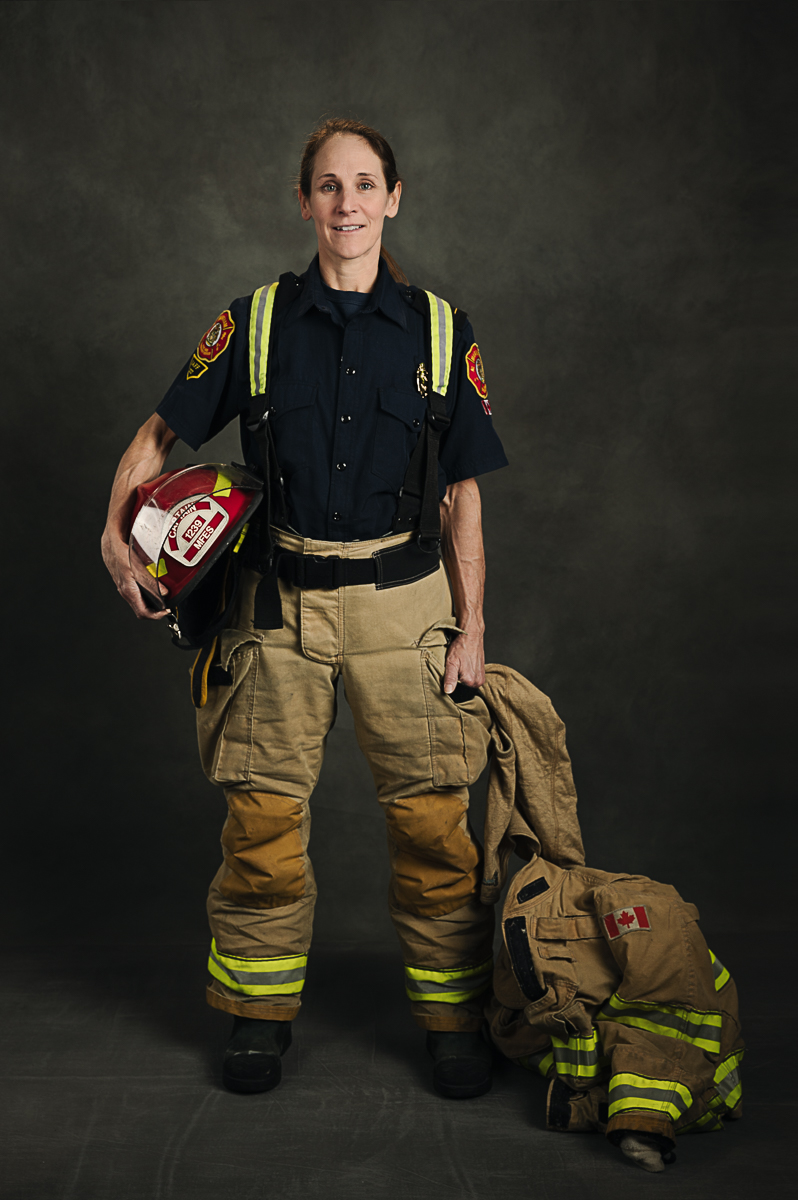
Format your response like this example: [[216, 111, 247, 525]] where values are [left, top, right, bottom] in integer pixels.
[[416, 532, 441, 554], [245, 407, 271, 434], [426, 409, 451, 432]]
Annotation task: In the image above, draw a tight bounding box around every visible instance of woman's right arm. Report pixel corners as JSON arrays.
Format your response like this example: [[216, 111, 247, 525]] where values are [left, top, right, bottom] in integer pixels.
[[100, 413, 179, 619]]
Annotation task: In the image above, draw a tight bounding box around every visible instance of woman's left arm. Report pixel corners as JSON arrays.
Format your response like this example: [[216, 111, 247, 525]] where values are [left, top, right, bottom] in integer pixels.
[[440, 477, 486, 693]]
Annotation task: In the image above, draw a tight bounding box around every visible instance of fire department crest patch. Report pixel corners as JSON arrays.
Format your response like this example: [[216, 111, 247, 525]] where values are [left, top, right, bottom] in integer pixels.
[[603, 906, 651, 940], [465, 343, 491, 414], [187, 309, 235, 380]]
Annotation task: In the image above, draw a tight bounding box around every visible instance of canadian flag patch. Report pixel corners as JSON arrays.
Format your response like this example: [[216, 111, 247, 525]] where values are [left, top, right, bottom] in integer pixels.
[[603, 906, 651, 940]]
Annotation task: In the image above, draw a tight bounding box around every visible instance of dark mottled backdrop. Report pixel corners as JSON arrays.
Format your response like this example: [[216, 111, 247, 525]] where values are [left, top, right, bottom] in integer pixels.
[[2, 1, 793, 947]]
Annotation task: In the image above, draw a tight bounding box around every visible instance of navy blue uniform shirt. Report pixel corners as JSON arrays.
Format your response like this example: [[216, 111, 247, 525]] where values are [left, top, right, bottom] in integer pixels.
[[157, 256, 508, 541]]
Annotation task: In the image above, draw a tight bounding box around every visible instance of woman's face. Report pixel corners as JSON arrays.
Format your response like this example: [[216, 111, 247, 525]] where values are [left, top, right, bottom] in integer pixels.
[[299, 134, 401, 268]]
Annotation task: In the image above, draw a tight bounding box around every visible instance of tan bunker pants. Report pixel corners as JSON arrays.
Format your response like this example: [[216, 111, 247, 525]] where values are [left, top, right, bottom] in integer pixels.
[[197, 530, 495, 1031]]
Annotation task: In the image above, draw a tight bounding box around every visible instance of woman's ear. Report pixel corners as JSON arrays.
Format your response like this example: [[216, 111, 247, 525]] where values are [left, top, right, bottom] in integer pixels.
[[298, 187, 313, 222], [385, 179, 402, 220]]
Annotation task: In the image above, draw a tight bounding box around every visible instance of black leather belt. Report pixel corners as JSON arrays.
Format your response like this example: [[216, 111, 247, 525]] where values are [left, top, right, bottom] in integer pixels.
[[275, 538, 441, 591]]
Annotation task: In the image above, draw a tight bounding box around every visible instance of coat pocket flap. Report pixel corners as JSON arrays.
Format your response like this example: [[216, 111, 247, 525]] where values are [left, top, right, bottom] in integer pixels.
[[532, 915, 602, 940]]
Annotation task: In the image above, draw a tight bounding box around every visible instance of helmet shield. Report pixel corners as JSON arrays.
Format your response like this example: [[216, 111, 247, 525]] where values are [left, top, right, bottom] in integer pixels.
[[129, 464, 262, 610]]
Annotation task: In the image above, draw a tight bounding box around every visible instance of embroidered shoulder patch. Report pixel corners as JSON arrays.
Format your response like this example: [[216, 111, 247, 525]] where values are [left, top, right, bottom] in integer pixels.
[[603, 906, 651, 940], [465, 343, 491, 414], [186, 310, 235, 380]]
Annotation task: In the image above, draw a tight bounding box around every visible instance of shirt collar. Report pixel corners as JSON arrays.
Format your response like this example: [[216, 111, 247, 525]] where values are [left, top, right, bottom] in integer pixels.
[[289, 254, 408, 330]]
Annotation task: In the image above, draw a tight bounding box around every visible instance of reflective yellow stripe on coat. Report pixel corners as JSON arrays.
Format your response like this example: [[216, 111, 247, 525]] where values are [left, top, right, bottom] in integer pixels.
[[709, 948, 731, 991], [598, 992, 723, 1054]]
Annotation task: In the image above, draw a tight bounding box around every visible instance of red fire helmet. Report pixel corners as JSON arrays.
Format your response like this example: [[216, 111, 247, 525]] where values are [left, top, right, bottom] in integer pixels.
[[129, 463, 262, 610]]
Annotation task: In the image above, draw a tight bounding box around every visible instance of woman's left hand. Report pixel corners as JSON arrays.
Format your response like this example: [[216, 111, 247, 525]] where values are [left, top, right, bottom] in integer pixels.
[[443, 628, 486, 694]]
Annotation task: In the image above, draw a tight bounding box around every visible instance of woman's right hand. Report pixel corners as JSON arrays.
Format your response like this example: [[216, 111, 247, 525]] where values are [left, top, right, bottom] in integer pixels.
[[100, 414, 178, 620], [101, 528, 169, 620]]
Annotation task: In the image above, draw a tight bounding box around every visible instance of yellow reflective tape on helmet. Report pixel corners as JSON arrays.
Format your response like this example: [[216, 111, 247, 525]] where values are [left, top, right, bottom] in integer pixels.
[[608, 1072, 693, 1123], [146, 557, 168, 578], [249, 281, 279, 396], [213, 470, 232, 498], [709, 948, 731, 991], [598, 992, 723, 1054], [423, 290, 454, 396]]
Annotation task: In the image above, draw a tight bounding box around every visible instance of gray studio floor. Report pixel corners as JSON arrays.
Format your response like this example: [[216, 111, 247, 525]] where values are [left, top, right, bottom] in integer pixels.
[[1, 931, 790, 1200]]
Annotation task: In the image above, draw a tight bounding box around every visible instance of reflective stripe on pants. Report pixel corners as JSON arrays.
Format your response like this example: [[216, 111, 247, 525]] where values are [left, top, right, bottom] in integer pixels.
[[404, 958, 492, 1005], [608, 1072, 693, 1123]]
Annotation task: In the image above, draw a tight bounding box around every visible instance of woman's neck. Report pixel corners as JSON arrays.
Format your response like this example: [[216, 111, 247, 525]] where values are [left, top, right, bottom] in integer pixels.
[[317, 244, 381, 292]]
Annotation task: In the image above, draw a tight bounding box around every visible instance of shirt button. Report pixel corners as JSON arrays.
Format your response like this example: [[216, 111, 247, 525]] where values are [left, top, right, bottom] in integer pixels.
[[336, 462, 347, 471], [345, 367, 356, 375], [413, 418, 420, 427], [332, 512, 341, 521], [340, 414, 352, 423]]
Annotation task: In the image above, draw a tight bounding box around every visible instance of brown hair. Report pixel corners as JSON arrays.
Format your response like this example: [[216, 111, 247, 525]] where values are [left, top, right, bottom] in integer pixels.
[[298, 117, 408, 285]]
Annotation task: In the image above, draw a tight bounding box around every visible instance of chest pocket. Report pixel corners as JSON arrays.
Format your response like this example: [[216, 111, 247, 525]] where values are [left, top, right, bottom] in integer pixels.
[[270, 381, 317, 474], [372, 388, 427, 488]]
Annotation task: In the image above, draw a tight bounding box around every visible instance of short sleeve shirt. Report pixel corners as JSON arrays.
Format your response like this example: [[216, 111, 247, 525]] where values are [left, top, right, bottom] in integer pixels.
[[157, 256, 508, 541]]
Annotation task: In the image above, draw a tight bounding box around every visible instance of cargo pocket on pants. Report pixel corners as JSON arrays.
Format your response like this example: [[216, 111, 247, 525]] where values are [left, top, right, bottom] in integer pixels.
[[196, 628, 263, 786], [418, 621, 491, 788]]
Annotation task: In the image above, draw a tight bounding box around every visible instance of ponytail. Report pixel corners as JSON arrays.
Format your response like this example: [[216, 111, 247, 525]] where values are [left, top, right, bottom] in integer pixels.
[[380, 244, 408, 286]]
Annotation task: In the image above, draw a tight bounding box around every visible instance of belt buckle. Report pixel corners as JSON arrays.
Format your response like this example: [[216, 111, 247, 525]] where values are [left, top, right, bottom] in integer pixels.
[[306, 554, 342, 589]]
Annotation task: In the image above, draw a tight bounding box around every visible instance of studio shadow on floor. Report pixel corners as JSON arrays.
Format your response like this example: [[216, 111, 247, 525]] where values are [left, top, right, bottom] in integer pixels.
[[0, 935, 789, 1200]]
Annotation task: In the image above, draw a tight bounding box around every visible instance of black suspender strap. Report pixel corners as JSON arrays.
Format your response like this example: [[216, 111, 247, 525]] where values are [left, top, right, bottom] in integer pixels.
[[391, 289, 452, 550], [246, 273, 302, 629]]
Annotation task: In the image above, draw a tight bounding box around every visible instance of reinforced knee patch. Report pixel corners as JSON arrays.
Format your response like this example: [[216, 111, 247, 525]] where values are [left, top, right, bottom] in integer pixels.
[[220, 791, 305, 909], [386, 792, 481, 918]]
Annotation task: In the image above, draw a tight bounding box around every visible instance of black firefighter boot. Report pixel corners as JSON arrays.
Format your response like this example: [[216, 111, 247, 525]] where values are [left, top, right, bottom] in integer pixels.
[[426, 1028, 493, 1099], [222, 1016, 293, 1094]]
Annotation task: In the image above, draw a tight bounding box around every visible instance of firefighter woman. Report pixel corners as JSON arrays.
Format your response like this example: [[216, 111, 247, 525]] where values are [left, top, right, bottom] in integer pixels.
[[101, 118, 508, 1097]]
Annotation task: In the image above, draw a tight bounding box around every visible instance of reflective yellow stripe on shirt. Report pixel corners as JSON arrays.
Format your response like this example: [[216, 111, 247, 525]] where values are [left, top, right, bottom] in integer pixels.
[[423, 290, 454, 396], [249, 281, 279, 397], [404, 958, 492, 1004]]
